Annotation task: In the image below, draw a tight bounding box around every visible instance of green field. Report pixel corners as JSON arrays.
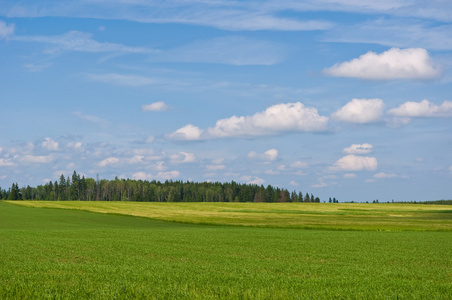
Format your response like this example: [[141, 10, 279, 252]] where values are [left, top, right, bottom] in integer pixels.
[[1, 201, 451, 299]]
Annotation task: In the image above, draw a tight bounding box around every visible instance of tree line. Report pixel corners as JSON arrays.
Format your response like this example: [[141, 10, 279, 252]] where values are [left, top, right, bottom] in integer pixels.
[[1, 171, 323, 203]]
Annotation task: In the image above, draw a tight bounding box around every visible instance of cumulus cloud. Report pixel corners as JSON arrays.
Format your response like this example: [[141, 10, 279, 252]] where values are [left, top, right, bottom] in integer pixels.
[[208, 102, 328, 137], [343, 143, 373, 154], [170, 152, 196, 163], [42, 137, 59, 151], [132, 171, 152, 181], [332, 98, 384, 123], [0, 21, 14, 39], [142, 101, 170, 112], [330, 155, 378, 172], [248, 149, 279, 162], [99, 157, 120, 167], [169, 102, 328, 140], [388, 100, 452, 117], [167, 124, 204, 141], [324, 48, 441, 80]]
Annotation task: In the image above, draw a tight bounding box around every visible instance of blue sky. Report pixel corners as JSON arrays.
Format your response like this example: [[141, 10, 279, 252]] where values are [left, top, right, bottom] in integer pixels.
[[1, 0, 451, 202]]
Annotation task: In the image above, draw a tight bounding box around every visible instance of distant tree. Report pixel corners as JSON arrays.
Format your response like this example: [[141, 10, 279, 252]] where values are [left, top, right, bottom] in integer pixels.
[[70, 171, 80, 200], [8, 183, 22, 200], [304, 193, 310, 203], [58, 174, 66, 200]]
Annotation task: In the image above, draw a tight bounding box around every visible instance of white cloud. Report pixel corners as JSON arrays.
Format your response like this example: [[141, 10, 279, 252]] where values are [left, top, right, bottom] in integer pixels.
[[145, 136, 155, 143], [324, 48, 441, 80], [330, 155, 378, 172], [42, 137, 59, 151], [388, 100, 452, 117], [343, 143, 373, 154], [142, 101, 170, 112], [373, 172, 397, 179], [170, 152, 196, 163], [290, 180, 298, 186], [248, 149, 279, 162], [20, 155, 53, 164], [209, 102, 328, 137], [170, 102, 328, 140], [99, 157, 120, 167], [0, 21, 14, 39], [132, 171, 152, 181], [332, 98, 384, 123], [264, 149, 278, 161], [167, 124, 204, 141]]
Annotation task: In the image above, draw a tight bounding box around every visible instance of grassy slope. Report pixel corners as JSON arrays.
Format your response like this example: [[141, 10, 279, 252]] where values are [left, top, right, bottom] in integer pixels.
[[1, 201, 451, 299], [8, 200, 452, 231]]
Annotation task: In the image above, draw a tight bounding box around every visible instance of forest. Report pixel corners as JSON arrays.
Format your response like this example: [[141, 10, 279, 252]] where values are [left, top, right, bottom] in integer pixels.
[[0, 171, 322, 203]]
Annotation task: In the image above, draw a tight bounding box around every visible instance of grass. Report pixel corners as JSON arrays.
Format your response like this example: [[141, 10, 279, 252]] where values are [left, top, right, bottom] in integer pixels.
[[8, 200, 452, 231], [1, 201, 451, 299]]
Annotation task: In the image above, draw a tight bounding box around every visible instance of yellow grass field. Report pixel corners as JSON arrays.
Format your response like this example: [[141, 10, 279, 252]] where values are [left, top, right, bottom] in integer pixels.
[[9, 201, 452, 231]]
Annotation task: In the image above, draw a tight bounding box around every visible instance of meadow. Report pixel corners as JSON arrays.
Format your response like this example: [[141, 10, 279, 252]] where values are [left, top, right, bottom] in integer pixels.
[[1, 201, 451, 299], [10, 200, 452, 231]]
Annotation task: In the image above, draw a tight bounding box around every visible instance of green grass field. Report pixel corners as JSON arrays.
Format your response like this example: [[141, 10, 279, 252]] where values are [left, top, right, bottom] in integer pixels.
[[1, 201, 451, 299]]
